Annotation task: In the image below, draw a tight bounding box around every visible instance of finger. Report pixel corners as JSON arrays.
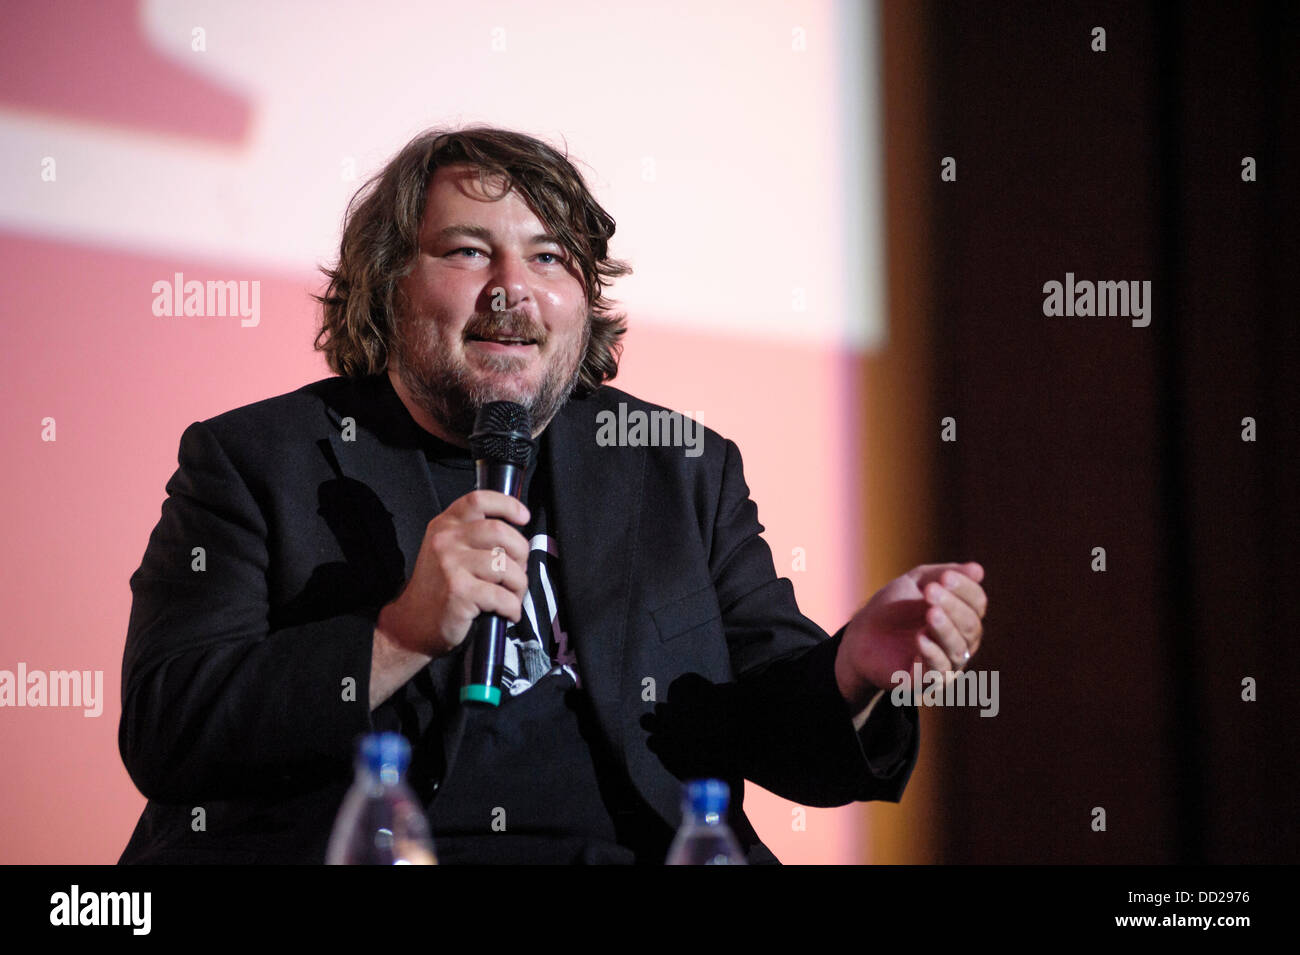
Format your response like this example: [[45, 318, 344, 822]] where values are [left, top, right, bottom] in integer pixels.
[[912, 563, 972, 590], [465, 575, 525, 623], [465, 520, 530, 566], [914, 561, 985, 591], [454, 489, 531, 526], [919, 567, 988, 620], [925, 582, 982, 644], [923, 604, 970, 668], [472, 550, 528, 597], [916, 634, 952, 674], [942, 568, 988, 618]]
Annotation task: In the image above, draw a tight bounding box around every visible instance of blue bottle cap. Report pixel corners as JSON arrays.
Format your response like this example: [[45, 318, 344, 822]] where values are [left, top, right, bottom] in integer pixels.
[[684, 778, 730, 817], [360, 732, 410, 779]]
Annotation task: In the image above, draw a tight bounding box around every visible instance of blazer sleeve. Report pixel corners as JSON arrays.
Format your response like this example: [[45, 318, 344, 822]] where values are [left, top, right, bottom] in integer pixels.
[[119, 420, 378, 804], [709, 438, 920, 807]]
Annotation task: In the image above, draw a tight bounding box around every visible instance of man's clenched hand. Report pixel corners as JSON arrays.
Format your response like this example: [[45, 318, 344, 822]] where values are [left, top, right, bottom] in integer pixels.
[[368, 490, 530, 710], [835, 562, 987, 712]]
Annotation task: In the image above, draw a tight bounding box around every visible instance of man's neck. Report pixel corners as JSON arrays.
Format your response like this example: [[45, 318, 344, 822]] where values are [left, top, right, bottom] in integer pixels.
[[385, 365, 553, 446], [386, 366, 470, 448]]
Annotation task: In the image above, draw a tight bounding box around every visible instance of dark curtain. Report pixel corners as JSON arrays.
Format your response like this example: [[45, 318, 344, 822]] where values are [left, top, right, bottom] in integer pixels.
[[908, 0, 1298, 863]]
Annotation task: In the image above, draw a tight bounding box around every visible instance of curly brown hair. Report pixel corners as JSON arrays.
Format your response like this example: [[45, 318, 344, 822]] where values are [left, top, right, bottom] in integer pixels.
[[313, 125, 632, 396]]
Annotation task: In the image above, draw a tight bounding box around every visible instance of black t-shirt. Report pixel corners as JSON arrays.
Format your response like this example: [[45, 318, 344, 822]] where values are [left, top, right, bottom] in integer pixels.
[[413, 428, 671, 864]]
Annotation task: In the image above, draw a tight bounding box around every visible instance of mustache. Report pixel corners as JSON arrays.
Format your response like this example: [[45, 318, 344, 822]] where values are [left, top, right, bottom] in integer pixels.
[[463, 312, 545, 344]]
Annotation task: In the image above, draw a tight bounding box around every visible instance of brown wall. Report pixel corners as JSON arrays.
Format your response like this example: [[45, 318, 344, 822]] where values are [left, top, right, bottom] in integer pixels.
[[873, 0, 1298, 863]]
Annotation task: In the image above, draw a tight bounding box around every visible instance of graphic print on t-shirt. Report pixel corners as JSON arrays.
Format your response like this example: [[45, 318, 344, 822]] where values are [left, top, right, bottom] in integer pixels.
[[500, 532, 579, 696]]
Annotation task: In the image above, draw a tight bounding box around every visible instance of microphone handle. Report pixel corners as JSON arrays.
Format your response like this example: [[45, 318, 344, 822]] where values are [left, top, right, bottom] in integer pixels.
[[475, 460, 525, 500], [460, 460, 527, 707]]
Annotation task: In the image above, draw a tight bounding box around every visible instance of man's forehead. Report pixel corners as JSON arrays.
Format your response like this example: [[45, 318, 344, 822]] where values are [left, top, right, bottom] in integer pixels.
[[428, 163, 514, 204], [422, 164, 553, 237]]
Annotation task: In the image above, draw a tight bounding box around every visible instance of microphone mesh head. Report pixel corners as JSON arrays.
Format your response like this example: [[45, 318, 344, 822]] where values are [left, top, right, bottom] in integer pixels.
[[469, 401, 535, 469]]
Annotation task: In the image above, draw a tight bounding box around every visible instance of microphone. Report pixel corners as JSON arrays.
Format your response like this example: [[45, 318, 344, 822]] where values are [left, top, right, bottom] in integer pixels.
[[459, 401, 536, 706]]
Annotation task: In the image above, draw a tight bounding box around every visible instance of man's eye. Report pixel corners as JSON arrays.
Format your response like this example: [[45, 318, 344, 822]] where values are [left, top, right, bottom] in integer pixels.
[[446, 248, 563, 265]]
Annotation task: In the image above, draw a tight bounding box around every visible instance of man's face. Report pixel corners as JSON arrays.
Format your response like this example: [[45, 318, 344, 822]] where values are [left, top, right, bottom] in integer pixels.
[[391, 163, 590, 441]]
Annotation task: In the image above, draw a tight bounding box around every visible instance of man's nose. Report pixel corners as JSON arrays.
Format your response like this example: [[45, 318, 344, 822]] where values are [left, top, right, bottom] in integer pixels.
[[485, 253, 531, 313]]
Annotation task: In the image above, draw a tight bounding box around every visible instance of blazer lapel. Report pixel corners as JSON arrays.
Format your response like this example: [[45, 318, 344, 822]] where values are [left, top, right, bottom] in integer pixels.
[[544, 393, 646, 774], [319, 375, 470, 773], [321, 375, 442, 584]]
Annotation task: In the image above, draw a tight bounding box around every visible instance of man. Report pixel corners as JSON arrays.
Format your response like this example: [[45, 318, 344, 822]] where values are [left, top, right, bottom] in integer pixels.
[[118, 125, 987, 864]]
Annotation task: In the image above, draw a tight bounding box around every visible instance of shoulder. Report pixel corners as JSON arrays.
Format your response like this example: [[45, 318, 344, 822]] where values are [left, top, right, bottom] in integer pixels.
[[555, 384, 736, 473], [168, 376, 391, 482], [192, 375, 379, 445]]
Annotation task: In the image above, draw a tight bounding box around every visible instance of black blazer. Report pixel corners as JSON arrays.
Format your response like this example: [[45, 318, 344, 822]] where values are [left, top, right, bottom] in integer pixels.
[[118, 373, 918, 863]]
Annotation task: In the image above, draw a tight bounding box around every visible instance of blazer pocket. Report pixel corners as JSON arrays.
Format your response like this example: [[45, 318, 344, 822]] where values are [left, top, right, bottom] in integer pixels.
[[651, 584, 722, 643]]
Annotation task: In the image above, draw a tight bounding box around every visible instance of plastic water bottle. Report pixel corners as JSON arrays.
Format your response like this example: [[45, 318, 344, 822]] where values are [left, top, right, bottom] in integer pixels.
[[326, 732, 437, 865], [665, 779, 747, 865]]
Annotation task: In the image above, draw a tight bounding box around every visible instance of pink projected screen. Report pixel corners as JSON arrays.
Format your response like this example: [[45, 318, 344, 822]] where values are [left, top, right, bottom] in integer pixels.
[[0, 0, 887, 864]]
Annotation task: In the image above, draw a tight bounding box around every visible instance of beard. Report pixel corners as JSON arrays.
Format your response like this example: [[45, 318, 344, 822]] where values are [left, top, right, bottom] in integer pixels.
[[391, 306, 589, 441]]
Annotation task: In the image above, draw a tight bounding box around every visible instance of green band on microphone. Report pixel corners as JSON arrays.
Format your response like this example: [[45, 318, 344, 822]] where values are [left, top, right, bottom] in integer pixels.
[[459, 684, 501, 706]]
